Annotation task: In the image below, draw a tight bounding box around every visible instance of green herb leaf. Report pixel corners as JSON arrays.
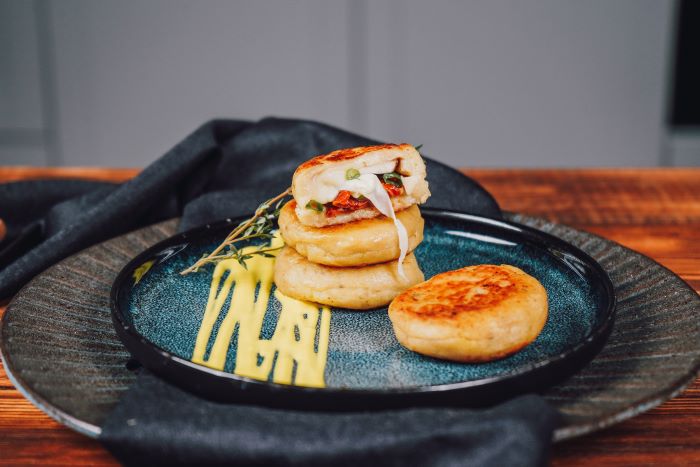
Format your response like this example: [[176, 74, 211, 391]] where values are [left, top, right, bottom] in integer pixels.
[[305, 200, 324, 212], [180, 187, 292, 275], [415, 144, 423, 152], [345, 168, 360, 180], [382, 172, 403, 187]]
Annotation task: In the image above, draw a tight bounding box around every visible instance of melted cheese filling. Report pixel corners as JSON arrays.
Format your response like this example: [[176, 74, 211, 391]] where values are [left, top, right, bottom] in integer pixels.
[[339, 174, 409, 279], [308, 161, 400, 205]]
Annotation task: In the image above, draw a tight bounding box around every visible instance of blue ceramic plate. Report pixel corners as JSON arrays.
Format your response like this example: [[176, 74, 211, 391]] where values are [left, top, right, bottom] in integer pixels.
[[110, 209, 615, 409]]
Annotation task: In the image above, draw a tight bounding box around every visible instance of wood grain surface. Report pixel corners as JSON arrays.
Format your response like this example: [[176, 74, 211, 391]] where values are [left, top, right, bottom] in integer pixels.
[[1, 167, 699, 465]]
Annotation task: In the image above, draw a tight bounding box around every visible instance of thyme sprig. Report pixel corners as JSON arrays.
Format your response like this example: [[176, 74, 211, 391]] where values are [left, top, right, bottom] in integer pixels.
[[180, 188, 291, 275]]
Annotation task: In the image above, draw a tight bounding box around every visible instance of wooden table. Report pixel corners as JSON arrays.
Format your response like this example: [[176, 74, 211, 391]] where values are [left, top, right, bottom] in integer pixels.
[[1, 167, 699, 465]]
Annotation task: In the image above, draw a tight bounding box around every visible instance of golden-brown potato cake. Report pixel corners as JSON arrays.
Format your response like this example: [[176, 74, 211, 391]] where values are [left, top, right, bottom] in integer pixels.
[[274, 246, 424, 310], [278, 201, 424, 267], [388, 264, 548, 362]]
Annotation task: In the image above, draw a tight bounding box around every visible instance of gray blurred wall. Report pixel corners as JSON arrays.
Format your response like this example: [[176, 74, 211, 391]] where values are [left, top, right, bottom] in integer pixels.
[[0, 0, 678, 167]]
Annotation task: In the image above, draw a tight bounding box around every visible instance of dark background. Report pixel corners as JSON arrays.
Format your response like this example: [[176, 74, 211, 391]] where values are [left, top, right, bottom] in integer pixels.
[[670, 0, 699, 127]]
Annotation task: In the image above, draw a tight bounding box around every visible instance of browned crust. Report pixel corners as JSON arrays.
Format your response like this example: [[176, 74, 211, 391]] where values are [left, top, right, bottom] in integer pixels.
[[390, 265, 534, 319], [294, 143, 412, 175], [388, 264, 548, 362]]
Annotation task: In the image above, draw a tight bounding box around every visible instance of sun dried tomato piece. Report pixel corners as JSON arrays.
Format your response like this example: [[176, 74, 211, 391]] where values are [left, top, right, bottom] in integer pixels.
[[382, 182, 403, 197], [331, 190, 371, 210]]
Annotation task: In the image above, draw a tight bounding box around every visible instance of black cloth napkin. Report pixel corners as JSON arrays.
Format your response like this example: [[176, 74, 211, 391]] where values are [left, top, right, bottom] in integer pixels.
[[0, 118, 499, 299], [102, 371, 557, 466], [0, 118, 559, 465]]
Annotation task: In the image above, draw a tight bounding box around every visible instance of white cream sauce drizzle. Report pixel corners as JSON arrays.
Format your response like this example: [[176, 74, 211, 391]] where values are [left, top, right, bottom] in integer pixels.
[[339, 174, 409, 279]]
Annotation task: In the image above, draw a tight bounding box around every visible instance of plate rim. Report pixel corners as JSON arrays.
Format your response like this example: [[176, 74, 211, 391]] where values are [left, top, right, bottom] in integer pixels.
[[109, 208, 616, 397], [506, 212, 700, 440], [3, 213, 697, 441]]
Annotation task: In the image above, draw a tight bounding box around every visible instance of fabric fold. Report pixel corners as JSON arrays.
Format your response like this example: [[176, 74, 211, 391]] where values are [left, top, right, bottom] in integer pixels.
[[0, 117, 500, 298], [0, 118, 557, 466], [101, 371, 558, 467]]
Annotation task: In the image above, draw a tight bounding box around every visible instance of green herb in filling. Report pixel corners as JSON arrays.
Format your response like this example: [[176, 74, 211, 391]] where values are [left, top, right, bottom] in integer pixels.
[[382, 172, 403, 187], [305, 200, 324, 212], [345, 168, 360, 180]]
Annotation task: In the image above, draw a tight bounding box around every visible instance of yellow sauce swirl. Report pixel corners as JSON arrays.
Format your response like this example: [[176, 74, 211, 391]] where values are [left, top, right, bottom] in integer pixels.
[[191, 237, 331, 387]]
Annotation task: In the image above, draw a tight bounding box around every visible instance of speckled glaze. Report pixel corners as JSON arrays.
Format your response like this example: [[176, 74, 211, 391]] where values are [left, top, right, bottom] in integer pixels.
[[1, 213, 699, 442], [113, 211, 612, 396]]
